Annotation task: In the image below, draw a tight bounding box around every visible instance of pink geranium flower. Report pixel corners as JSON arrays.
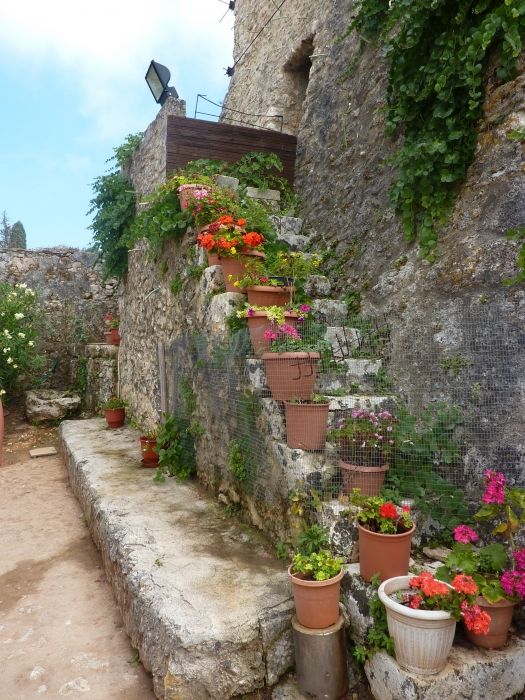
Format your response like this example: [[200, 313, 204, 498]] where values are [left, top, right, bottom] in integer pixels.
[[453, 525, 479, 544]]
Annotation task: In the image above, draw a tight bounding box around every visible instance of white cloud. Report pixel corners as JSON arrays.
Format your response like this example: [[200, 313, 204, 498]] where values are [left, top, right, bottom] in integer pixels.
[[0, 0, 233, 138]]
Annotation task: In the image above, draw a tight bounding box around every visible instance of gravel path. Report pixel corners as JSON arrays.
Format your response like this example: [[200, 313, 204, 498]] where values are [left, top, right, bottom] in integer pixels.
[[0, 407, 155, 699]]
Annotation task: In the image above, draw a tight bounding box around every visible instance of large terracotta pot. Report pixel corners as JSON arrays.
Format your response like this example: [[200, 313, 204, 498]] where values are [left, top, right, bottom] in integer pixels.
[[378, 576, 456, 675], [262, 352, 320, 401], [247, 312, 298, 356], [140, 437, 159, 467], [207, 251, 220, 266], [246, 285, 293, 307], [464, 596, 514, 649], [220, 251, 265, 292], [288, 565, 344, 629], [358, 522, 415, 583], [339, 460, 389, 497], [104, 330, 112, 344], [284, 401, 329, 450], [104, 408, 125, 429]]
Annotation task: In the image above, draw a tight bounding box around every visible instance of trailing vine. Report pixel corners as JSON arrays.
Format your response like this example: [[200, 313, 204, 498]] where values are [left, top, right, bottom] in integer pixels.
[[346, 1, 525, 256]]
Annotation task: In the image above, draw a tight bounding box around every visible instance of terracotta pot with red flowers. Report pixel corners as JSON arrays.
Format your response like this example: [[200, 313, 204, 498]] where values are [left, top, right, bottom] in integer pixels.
[[351, 493, 415, 583], [435, 470, 525, 649]]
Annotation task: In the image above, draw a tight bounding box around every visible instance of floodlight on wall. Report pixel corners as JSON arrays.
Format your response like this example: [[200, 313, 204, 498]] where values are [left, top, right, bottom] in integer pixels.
[[145, 60, 179, 105]]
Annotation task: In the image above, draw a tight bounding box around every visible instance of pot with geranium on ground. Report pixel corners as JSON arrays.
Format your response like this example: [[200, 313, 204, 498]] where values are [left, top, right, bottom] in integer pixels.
[[102, 396, 128, 428], [351, 491, 415, 582], [436, 469, 525, 649], [284, 394, 329, 451], [140, 430, 159, 467], [288, 549, 344, 629], [328, 408, 397, 496], [378, 571, 490, 675]]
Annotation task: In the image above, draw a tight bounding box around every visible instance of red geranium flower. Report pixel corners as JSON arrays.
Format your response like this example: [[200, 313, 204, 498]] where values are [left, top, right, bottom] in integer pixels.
[[379, 502, 398, 519], [242, 231, 264, 248], [452, 574, 478, 596]]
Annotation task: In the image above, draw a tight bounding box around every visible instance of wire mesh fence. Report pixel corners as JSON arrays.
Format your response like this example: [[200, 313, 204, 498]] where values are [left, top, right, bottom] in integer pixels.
[[165, 305, 525, 539]]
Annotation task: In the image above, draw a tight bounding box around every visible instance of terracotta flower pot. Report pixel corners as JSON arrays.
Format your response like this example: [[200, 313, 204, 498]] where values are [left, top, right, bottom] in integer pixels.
[[358, 522, 415, 583], [246, 285, 294, 307], [104, 330, 112, 344], [464, 596, 515, 649], [284, 401, 329, 450], [207, 251, 220, 266], [378, 576, 456, 675], [220, 251, 266, 293], [105, 408, 125, 429], [140, 437, 159, 467], [262, 352, 320, 401], [339, 460, 389, 497], [109, 328, 120, 346], [178, 184, 207, 210], [247, 311, 298, 356], [288, 565, 344, 629]]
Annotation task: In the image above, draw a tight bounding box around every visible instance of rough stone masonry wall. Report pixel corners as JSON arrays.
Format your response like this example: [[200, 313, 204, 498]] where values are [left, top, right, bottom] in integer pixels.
[[222, 1, 525, 488], [0, 247, 119, 388]]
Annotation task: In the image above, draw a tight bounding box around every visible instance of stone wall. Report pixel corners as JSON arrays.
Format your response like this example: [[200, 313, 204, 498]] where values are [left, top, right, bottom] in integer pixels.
[[222, 1, 525, 485], [0, 247, 120, 389], [125, 97, 186, 201]]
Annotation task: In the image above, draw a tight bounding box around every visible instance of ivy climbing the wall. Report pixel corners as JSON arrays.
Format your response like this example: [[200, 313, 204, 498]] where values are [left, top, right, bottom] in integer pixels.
[[346, 1, 525, 256]]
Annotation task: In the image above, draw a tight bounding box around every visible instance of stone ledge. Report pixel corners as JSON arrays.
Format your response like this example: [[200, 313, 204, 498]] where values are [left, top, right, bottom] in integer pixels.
[[86, 342, 119, 358], [366, 641, 525, 700], [59, 419, 294, 700]]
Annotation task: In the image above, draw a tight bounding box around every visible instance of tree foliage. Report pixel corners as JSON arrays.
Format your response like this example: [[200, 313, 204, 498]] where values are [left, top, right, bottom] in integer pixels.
[[10, 221, 27, 249]]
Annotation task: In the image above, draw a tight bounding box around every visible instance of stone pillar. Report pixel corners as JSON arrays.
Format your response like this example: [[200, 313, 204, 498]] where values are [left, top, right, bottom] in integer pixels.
[[85, 344, 119, 414]]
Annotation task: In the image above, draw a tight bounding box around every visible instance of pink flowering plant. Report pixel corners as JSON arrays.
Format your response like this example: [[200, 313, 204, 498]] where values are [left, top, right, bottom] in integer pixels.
[[328, 408, 398, 466], [436, 470, 525, 603]]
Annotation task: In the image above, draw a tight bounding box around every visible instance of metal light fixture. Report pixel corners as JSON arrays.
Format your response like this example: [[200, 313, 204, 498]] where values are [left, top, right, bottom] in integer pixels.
[[145, 60, 179, 105]]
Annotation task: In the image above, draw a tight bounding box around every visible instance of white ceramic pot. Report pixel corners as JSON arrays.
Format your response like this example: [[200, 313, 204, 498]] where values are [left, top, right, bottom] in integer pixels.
[[378, 576, 456, 675]]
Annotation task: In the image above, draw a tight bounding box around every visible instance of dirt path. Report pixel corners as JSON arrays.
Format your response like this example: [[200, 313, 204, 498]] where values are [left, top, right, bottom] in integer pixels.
[[0, 406, 155, 699]]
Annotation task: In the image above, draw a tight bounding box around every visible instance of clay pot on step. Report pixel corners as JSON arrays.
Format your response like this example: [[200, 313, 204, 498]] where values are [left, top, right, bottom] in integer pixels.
[[288, 565, 344, 629], [339, 460, 389, 497], [140, 436, 159, 467], [464, 597, 515, 649], [284, 400, 329, 450], [109, 328, 120, 346], [262, 352, 320, 400], [247, 311, 298, 355], [358, 521, 415, 583], [220, 250, 265, 293], [104, 408, 126, 429], [245, 285, 294, 307]]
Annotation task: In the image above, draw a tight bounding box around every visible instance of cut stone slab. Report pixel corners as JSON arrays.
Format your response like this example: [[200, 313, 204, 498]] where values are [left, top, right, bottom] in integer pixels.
[[25, 389, 82, 424], [85, 343, 119, 359], [215, 175, 239, 190], [365, 640, 525, 700], [59, 419, 294, 700], [29, 446, 58, 458], [246, 186, 281, 201], [328, 395, 394, 411]]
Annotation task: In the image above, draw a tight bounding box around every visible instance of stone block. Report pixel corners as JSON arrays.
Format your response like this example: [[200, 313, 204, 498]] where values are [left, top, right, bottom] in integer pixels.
[[246, 186, 281, 201], [269, 216, 307, 251], [199, 264, 224, 297], [245, 359, 268, 392], [260, 397, 286, 441], [29, 446, 58, 458], [85, 343, 118, 359], [341, 564, 373, 645], [328, 395, 394, 411], [312, 301, 348, 326], [365, 640, 525, 700], [25, 390, 81, 424], [324, 327, 360, 359], [215, 175, 239, 190], [203, 292, 245, 337], [303, 275, 331, 298], [273, 440, 338, 492]]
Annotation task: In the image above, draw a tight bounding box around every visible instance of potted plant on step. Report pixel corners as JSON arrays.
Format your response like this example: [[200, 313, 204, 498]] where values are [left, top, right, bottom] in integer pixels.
[[435, 470, 525, 649], [102, 396, 128, 429], [350, 492, 415, 582], [236, 304, 307, 356], [284, 394, 329, 451], [289, 548, 344, 629], [378, 571, 490, 675], [140, 430, 159, 467], [328, 408, 397, 496], [230, 257, 294, 307], [108, 317, 120, 346], [197, 216, 266, 289]]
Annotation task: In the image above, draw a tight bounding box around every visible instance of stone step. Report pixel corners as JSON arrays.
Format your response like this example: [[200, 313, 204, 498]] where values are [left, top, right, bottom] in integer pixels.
[[60, 419, 294, 700], [328, 394, 394, 411], [269, 216, 307, 251], [312, 300, 348, 326]]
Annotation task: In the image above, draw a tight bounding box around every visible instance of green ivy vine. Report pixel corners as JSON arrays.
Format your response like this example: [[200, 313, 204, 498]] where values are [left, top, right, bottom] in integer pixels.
[[346, 0, 525, 256]]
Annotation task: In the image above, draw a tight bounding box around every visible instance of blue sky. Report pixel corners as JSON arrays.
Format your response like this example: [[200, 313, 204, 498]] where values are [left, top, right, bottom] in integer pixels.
[[0, 1, 234, 249]]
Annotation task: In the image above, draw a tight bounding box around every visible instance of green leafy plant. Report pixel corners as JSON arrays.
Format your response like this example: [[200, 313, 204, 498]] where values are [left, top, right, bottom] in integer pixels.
[[111, 132, 143, 168], [350, 492, 413, 534], [154, 413, 196, 482], [101, 396, 128, 410], [353, 574, 394, 663], [291, 550, 343, 582], [228, 439, 248, 481], [345, 1, 525, 256], [295, 524, 330, 555], [170, 274, 183, 296], [503, 226, 525, 286]]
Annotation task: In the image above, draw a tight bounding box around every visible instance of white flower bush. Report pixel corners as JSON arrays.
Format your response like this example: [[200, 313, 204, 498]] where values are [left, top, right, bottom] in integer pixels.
[[0, 282, 41, 399]]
